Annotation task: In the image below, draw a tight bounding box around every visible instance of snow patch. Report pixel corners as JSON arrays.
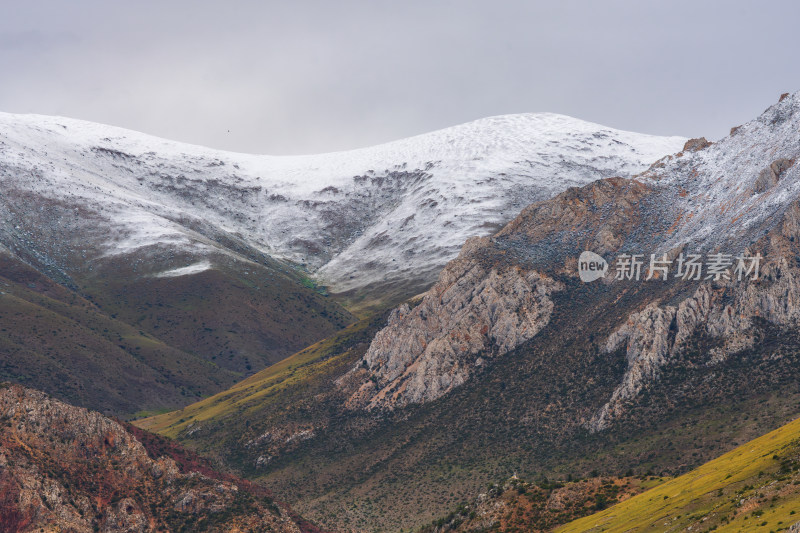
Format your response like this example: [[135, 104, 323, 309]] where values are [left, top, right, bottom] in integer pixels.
[[155, 261, 212, 278]]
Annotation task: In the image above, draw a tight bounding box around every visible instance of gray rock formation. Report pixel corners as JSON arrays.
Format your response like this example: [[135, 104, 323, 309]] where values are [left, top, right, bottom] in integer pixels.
[[347, 236, 563, 409]]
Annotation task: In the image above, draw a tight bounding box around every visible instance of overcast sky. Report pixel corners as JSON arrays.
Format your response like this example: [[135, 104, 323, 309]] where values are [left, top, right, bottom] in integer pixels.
[[2, 1, 800, 155]]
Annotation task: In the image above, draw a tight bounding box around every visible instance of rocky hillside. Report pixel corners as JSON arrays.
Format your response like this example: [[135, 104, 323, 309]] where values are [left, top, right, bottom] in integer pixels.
[[0, 383, 321, 532], [348, 91, 800, 421], [420, 474, 653, 533], [433, 406, 800, 533], [347, 242, 564, 409]]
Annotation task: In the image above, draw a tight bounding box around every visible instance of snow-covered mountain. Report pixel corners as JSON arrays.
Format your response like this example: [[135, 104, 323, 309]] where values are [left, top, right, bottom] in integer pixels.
[[0, 111, 685, 302]]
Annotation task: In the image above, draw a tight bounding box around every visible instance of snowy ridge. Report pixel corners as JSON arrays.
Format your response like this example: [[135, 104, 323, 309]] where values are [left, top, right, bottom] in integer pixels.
[[638, 93, 800, 253], [0, 111, 685, 298]]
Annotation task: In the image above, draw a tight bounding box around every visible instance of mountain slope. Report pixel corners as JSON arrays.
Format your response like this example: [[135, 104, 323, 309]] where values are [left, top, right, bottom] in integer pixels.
[[558, 414, 800, 532], [0, 109, 683, 416], [420, 474, 659, 533], [348, 91, 800, 415], [136, 315, 381, 439], [0, 252, 237, 416], [429, 410, 800, 532], [0, 383, 322, 533], [0, 228, 354, 416], [136, 92, 800, 532], [0, 111, 685, 307]]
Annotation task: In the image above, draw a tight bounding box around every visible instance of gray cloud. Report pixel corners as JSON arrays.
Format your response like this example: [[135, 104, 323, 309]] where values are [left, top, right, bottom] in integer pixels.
[[1, 0, 799, 154]]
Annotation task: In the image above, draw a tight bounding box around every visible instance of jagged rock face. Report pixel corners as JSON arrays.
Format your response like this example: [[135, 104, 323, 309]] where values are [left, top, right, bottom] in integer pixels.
[[589, 198, 800, 430], [347, 236, 563, 409], [754, 157, 795, 193], [0, 384, 306, 532]]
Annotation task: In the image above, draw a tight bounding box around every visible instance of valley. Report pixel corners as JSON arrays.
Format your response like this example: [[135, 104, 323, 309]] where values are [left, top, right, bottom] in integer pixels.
[[5, 91, 800, 532]]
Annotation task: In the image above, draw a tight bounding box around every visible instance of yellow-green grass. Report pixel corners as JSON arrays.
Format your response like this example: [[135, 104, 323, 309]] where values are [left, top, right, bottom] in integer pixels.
[[558, 416, 800, 532], [135, 317, 372, 438]]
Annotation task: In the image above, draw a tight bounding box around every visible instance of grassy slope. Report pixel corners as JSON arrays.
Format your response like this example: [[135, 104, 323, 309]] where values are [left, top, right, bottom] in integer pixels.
[[136, 316, 378, 438], [82, 250, 355, 375], [0, 254, 235, 416], [559, 416, 800, 533], [0, 247, 355, 417]]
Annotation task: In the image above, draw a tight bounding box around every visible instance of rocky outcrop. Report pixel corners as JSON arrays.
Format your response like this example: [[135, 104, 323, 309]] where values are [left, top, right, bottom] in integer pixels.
[[582, 94, 800, 431], [682, 137, 712, 152], [754, 157, 795, 193], [347, 236, 563, 409], [591, 246, 800, 431], [0, 384, 310, 532]]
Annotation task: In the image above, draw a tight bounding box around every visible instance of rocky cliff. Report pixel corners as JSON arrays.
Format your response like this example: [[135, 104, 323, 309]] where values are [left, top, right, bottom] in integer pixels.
[[347, 236, 563, 409], [345, 175, 654, 410]]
